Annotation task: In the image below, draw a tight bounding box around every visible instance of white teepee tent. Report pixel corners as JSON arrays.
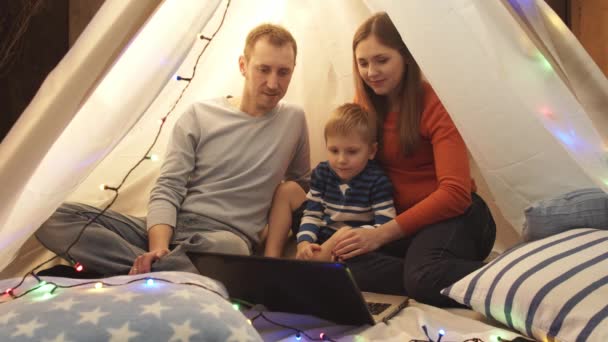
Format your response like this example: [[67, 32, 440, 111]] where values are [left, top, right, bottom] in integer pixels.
[[1, 0, 607, 276]]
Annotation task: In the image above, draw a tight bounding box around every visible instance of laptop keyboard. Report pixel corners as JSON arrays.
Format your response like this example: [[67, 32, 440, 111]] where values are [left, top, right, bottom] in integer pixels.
[[366, 302, 391, 315]]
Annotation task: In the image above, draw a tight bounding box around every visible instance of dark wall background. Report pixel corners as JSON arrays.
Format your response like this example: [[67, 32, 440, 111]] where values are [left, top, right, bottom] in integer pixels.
[[0, 0, 68, 143], [546, 0, 570, 26], [0, 0, 104, 143]]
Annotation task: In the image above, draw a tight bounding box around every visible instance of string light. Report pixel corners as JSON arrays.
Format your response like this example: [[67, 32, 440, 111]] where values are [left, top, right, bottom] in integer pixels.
[[176, 75, 192, 81], [437, 328, 445, 342], [98, 184, 118, 192], [422, 325, 432, 341], [74, 262, 84, 272], [4, 276, 225, 302], [247, 311, 337, 342], [40, 293, 54, 301], [1, 0, 233, 301], [50, 284, 59, 295], [245, 310, 512, 342], [145, 154, 159, 161], [146, 278, 154, 286]]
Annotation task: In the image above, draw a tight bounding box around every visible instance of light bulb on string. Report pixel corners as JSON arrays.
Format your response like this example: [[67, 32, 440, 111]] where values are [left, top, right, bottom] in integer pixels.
[[95, 282, 103, 289], [74, 262, 84, 272], [145, 154, 159, 162], [146, 278, 154, 286], [41, 293, 53, 301], [295, 332, 301, 340], [99, 184, 117, 192], [437, 328, 446, 342]]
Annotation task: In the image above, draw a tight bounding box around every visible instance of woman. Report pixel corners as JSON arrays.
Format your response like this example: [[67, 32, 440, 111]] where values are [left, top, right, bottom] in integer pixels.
[[330, 12, 496, 307]]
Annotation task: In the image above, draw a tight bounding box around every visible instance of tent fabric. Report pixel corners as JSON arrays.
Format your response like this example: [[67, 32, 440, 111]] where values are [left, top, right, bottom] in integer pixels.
[[0, 0, 607, 277], [369, 0, 608, 232]]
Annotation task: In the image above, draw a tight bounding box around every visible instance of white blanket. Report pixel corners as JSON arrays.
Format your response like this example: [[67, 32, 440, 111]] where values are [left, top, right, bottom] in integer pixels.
[[247, 301, 524, 341]]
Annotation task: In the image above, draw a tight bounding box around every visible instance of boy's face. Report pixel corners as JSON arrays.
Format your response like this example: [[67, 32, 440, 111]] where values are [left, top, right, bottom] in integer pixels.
[[326, 132, 377, 183], [239, 37, 295, 115]]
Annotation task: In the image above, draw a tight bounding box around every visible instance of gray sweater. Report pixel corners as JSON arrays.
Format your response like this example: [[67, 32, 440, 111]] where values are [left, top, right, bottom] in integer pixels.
[[147, 97, 310, 245]]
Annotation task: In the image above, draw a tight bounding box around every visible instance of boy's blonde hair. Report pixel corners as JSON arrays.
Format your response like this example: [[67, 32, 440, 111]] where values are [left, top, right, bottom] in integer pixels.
[[244, 23, 297, 61], [324, 103, 377, 145]]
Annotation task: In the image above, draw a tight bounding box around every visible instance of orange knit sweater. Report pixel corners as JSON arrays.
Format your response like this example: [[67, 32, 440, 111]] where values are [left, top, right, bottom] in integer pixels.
[[377, 82, 475, 235]]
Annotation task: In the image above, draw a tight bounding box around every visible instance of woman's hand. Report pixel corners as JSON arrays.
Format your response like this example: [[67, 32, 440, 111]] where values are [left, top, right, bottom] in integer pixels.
[[332, 220, 405, 260], [331, 229, 383, 260], [129, 248, 170, 275]]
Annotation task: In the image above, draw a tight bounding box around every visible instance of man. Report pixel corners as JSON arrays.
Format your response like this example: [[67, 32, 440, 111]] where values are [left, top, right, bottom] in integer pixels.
[[36, 23, 310, 276]]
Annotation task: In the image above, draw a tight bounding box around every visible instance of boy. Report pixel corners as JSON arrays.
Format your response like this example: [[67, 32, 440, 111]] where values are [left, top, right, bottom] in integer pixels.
[[264, 103, 395, 261]]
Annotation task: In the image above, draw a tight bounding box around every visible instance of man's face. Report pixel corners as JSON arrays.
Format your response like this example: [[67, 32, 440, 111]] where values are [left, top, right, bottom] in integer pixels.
[[239, 38, 295, 115]]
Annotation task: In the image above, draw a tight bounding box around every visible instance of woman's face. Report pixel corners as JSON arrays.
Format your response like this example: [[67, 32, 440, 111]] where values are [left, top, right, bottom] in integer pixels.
[[355, 35, 405, 97]]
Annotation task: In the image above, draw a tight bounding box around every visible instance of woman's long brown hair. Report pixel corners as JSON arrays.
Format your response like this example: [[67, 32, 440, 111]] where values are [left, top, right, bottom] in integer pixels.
[[353, 12, 422, 156]]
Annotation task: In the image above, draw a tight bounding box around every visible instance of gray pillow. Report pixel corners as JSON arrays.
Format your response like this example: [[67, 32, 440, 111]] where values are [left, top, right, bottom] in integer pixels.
[[523, 188, 608, 242]]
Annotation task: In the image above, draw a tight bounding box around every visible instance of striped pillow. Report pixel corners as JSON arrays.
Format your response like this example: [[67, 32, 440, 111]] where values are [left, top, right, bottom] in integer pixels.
[[442, 228, 608, 342]]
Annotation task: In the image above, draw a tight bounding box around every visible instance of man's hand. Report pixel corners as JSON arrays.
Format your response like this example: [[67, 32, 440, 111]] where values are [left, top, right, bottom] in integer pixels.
[[296, 241, 321, 260], [129, 248, 170, 275]]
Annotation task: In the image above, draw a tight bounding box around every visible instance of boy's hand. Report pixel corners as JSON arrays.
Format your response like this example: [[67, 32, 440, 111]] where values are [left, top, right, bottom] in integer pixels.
[[296, 241, 321, 260]]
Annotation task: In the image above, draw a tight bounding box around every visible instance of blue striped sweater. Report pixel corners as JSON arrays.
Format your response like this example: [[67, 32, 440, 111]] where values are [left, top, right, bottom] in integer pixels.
[[297, 160, 396, 244]]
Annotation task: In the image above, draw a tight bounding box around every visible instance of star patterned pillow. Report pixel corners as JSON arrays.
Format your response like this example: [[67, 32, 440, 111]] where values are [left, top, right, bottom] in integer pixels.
[[0, 271, 262, 341]]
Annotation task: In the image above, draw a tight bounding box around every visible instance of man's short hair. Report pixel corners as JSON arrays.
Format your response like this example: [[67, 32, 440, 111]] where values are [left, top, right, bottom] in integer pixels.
[[243, 23, 297, 61], [324, 103, 377, 144]]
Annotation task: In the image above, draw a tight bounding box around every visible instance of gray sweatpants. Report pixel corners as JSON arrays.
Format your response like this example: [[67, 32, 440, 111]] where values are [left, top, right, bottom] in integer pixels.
[[35, 202, 251, 276]]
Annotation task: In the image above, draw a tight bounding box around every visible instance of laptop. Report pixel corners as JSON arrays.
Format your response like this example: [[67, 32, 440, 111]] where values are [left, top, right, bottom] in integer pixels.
[[186, 251, 408, 325]]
